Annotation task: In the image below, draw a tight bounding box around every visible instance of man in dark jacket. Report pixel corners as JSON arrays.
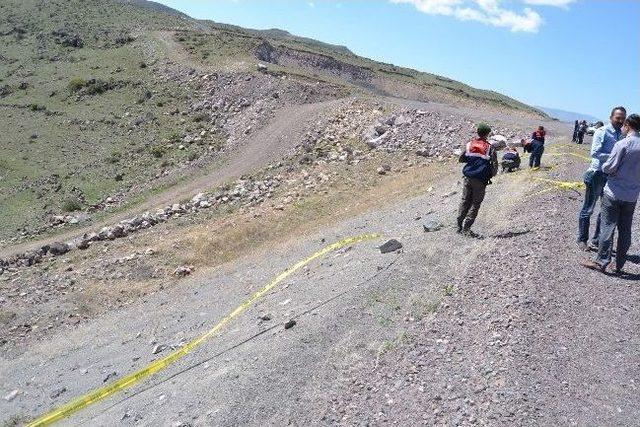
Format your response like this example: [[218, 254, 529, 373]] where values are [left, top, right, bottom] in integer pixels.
[[501, 145, 521, 172], [529, 125, 546, 168], [572, 120, 579, 142], [577, 120, 588, 144], [456, 123, 498, 235]]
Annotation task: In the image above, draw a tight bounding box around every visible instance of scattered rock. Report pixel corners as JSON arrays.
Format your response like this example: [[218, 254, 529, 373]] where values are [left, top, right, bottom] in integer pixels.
[[366, 134, 388, 149], [4, 389, 19, 401], [50, 387, 67, 399], [377, 164, 391, 175], [174, 266, 193, 277], [152, 344, 168, 354], [48, 242, 70, 256], [191, 193, 206, 203], [379, 239, 402, 254], [374, 124, 390, 135], [423, 220, 443, 232], [284, 319, 297, 330], [394, 114, 412, 126]]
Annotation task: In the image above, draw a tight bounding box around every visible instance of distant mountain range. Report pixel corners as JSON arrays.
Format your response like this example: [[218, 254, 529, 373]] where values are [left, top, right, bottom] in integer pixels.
[[536, 106, 600, 124]]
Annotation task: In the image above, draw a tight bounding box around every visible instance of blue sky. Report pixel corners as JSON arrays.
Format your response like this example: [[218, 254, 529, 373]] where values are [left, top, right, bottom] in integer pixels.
[[156, 0, 639, 119]]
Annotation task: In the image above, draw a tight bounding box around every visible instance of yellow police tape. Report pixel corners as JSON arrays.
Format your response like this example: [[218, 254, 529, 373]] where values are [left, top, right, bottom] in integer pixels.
[[546, 152, 591, 162], [27, 233, 382, 427], [529, 177, 585, 198]]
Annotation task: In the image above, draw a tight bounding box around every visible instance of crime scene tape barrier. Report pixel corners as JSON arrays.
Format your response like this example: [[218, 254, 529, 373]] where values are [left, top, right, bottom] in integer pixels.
[[529, 177, 585, 198], [27, 233, 382, 426], [546, 152, 591, 162]]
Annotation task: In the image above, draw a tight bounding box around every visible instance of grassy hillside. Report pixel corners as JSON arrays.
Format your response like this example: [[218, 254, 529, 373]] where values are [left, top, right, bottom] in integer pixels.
[[0, 0, 199, 239], [0, 0, 543, 243]]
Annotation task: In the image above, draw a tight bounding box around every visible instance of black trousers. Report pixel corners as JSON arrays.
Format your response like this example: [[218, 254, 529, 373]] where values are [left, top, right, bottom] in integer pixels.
[[529, 142, 544, 168], [596, 194, 636, 270], [457, 177, 487, 230]]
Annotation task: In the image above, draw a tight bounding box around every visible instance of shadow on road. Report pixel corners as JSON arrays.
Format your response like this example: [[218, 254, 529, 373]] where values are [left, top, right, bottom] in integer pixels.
[[492, 229, 532, 239], [624, 254, 640, 265]]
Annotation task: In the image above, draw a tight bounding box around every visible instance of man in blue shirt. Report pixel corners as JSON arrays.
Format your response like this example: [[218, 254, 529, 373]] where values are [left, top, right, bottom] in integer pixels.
[[576, 106, 626, 251], [581, 114, 640, 274]]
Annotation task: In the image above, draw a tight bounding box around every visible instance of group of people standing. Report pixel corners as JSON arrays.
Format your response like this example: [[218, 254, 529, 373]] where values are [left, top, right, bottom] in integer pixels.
[[456, 106, 640, 276], [578, 107, 640, 275], [572, 120, 589, 144]]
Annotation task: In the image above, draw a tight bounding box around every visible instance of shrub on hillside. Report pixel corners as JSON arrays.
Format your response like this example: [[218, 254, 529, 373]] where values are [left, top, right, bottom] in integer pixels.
[[136, 89, 152, 104], [69, 77, 114, 95], [150, 145, 166, 158], [29, 104, 46, 111], [114, 35, 135, 46], [166, 129, 182, 143], [62, 197, 82, 212], [106, 150, 121, 164], [83, 79, 111, 95], [192, 112, 209, 123], [68, 76, 87, 92], [0, 84, 12, 98]]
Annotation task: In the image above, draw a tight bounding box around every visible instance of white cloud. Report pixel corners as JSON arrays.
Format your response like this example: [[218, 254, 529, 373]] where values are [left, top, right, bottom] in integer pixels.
[[524, 0, 575, 8], [390, 0, 576, 33]]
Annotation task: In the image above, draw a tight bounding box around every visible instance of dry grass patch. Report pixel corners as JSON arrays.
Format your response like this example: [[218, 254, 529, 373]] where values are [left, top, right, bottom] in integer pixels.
[[172, 159, 453, 269]]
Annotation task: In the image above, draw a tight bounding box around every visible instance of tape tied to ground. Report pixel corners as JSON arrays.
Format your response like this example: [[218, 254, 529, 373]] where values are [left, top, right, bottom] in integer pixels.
[[529, 177, 585, 198], [26, 232, 382, 427], [546, 151, 591, 162]]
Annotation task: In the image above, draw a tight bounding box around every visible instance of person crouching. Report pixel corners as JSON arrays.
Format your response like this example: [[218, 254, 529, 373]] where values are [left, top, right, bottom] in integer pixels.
[[501, 144, 521, 172], [456, 123, 498, 235]]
